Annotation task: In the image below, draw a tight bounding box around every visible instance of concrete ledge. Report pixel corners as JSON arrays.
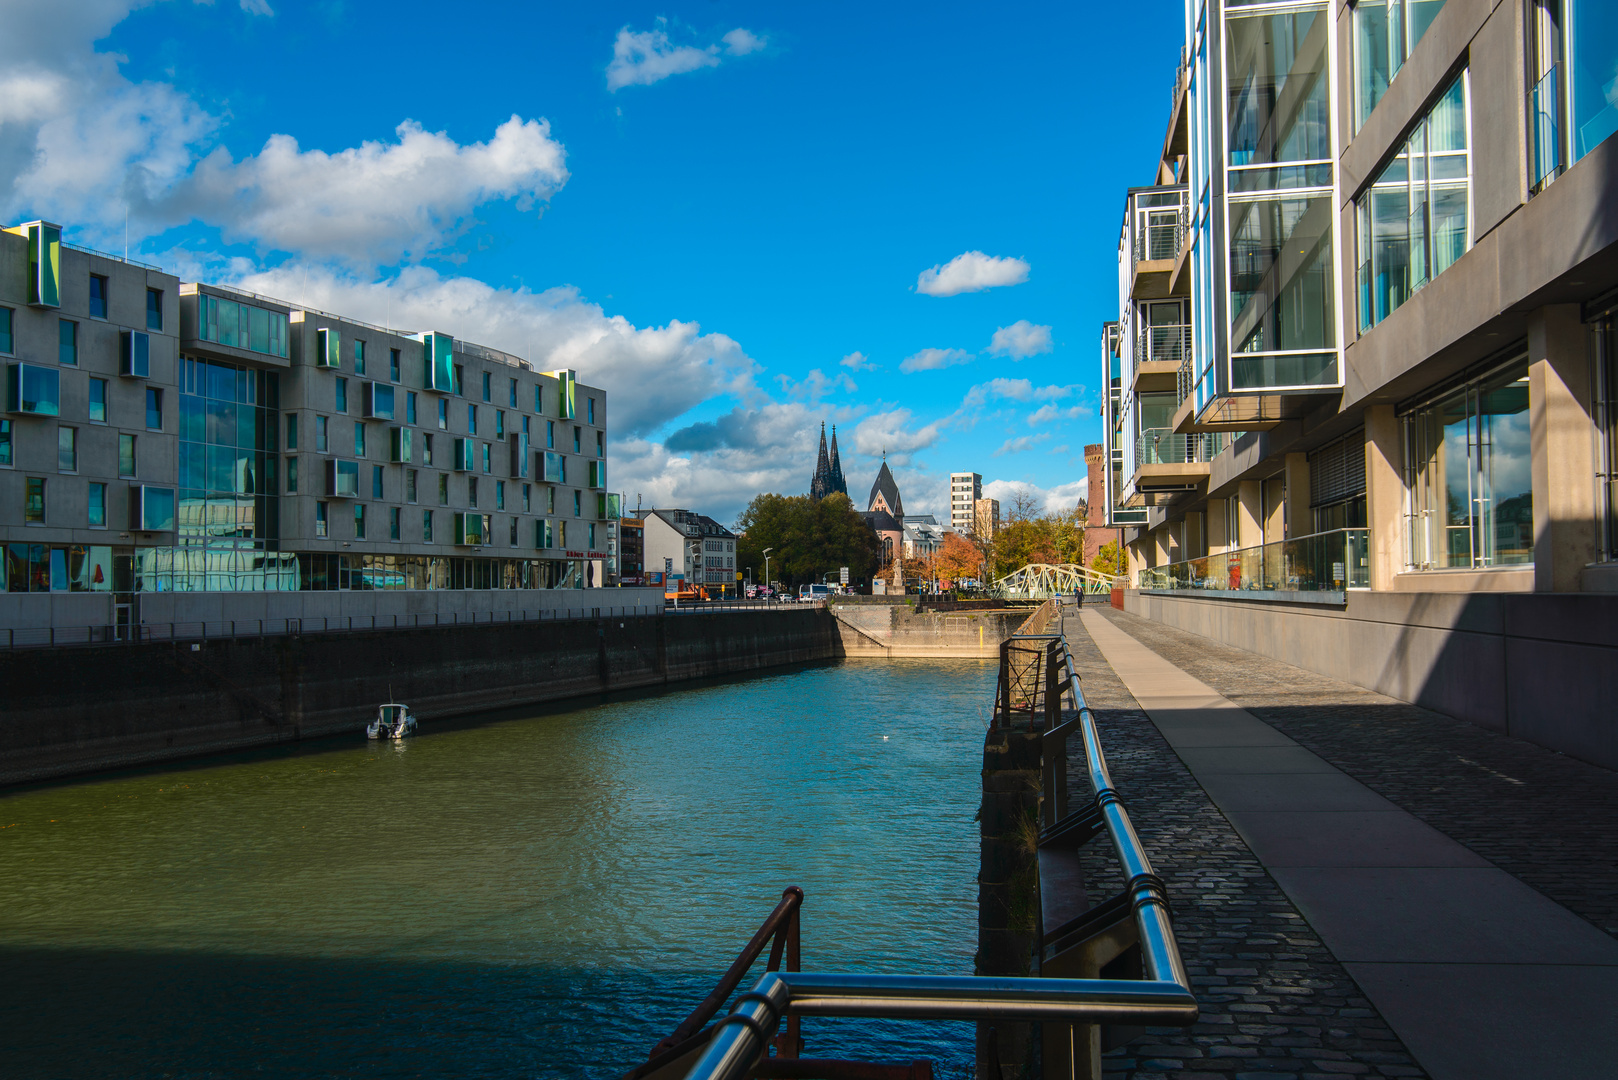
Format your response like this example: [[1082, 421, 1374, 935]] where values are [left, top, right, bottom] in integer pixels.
[[1141, 588, 1347, 606]]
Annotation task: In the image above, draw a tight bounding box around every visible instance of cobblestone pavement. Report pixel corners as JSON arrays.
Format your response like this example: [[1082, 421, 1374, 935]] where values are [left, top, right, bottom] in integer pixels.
[[1061, 613, 1430, 1080], [1087, 604, 1618, 941]]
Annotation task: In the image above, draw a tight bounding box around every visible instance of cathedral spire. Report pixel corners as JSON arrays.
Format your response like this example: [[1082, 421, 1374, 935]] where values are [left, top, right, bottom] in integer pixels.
[[809, 422, 833, 500], [827, 425, 847, 497]]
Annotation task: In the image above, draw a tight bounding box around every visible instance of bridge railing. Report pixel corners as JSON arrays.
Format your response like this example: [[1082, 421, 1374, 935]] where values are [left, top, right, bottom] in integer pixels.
[[670, 609, 1197, 1080]]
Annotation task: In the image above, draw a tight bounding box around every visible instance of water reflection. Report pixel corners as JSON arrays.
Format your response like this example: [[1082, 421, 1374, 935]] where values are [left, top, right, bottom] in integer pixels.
[[0, 659, 993, 1078]]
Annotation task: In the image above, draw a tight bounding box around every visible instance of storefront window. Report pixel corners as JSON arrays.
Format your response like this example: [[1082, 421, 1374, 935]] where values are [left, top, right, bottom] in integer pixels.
[[1405, 359, 1533, 570]]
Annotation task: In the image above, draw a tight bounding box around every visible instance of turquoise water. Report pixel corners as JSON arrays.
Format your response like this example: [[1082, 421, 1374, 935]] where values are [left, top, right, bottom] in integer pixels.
[[0, 658, 995, 1078]]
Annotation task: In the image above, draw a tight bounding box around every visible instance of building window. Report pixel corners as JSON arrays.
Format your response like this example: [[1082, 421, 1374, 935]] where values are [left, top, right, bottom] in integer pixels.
[[481, 442, 491, 473], [509, 378, 518, 407], [1353, 0, 1447, 133], [354, 503, 366, 539], [89, 482, 106, 527], [469, 477, 479, 508], [510, 517, 518, 546], [1404, 359, 1533, 570], [589, 523, 597, 548], [422, 433, 434, 466], [522, 483, 531, 513], [372, 464, 384, 499], [89, 274, 109, 319], [468, 403, 477, 433], [573, 426, 581, 453], [535, 385, 542, 413], [596, 430, 604, 457], [439, 473, 449, 505], [390, 348, 401, 382], [437, 398, 448, 429], [146, 388, 163, 430], [59, 319, 77, 365], [335, 377, 348, 414], [407, 391, 417, 425], [58, 426, 76, 471], [547, 419, 555, 449], [406, 469, 418, 503], [25, 477, 45, 523], [496, 410, 505, 439], [118, 434, 136, 478], [587, 397, 595, 425], [89, 378, 107, 423], [287, 455, 298, 494], [453, 364, 463, 396], [423, 509, 434, 542], [496, 480, 506, 510], [573, 490, 581, 516], [482, 371, 491, 402], [1357, 74, 1470, 332], [0, 307, 12, 353], [316, 500, 328, 537], [355, 421, 366, 458], [316, 415, 329, 453], [0, 419, 12, 466], [390, 506, 401, 540], [147, 288, 163, 331], [354, 340, 366, 376]]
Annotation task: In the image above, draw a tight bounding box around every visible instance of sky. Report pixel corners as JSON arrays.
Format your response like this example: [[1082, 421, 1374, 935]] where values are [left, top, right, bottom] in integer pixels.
[[0, 0, 1180, 526]]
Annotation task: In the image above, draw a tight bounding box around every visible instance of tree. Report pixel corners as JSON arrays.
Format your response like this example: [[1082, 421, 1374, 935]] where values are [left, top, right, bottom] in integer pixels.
[[934, 532, 983, 587], [735, 492, 879, 589], [1093, 541, 1128, 577]]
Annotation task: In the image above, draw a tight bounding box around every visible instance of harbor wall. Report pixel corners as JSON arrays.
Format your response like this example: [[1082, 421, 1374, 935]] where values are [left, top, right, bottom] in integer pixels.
[[0, 608, 840, 786], [830, 601, 1027, 658]]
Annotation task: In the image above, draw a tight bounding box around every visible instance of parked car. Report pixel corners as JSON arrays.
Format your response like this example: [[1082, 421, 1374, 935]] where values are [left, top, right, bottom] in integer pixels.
[[798, 583, 833, 602]]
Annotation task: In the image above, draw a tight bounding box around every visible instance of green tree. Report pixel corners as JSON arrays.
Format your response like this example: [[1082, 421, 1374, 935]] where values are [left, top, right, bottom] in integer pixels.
[[1093, 541, 1128, 577], [735, 492, 879, 588]]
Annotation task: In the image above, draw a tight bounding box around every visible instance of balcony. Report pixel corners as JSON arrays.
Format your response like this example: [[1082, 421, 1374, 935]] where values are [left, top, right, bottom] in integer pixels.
[[1124, 427, 1228, 507], [1132, 323, 1190, 393], [1125, 187, 1188, 300], [1138, 528, 1370, 603]]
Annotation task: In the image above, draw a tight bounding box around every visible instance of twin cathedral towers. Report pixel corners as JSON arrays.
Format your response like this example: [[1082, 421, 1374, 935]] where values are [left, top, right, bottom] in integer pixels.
[[808, 422, 849, 501]]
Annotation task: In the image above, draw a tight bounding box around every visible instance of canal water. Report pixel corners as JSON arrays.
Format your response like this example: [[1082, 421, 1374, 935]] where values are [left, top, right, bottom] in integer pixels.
[[0, 658, 995, 1079]]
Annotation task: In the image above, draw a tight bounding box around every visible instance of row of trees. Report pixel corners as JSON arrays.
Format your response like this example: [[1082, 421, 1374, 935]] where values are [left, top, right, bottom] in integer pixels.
[[733, 488, 1128, 592]]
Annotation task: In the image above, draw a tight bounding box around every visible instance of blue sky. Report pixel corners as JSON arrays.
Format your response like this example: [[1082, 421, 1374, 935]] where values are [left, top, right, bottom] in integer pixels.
[[1, 0, 1180, 524]]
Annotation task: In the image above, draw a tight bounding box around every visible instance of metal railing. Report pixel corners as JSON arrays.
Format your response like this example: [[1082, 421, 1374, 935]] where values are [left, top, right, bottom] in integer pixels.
[[992, 564, 1117, 602], [62, 241, 164, 272], [1135, 427, 1226, 466], [1134, 324, 1191, 369], [0, 600, 812, 650], [679, 604, 1197, 1080], [1137, 527, 1370, 598]]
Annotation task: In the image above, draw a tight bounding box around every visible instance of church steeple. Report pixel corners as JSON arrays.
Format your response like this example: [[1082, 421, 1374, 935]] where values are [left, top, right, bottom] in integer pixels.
[[827, 425, 847, 497], [809, 422, 833, 500]]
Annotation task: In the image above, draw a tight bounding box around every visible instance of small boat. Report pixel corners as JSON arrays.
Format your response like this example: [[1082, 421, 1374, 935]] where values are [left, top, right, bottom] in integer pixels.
[[366, 702, 417, 740]]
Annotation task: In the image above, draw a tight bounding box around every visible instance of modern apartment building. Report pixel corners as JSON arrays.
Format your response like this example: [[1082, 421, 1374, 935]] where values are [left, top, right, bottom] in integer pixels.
[[638, 509, 737, 597], [949, 471, 982, 534], [973, 497, 1001, 539], [1101, 0, 1618, 767], [2, 220, 620, 632]]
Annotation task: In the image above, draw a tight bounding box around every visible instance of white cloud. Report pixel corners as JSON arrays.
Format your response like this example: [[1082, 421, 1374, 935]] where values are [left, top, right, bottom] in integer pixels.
[[899, 347, 972, 373], [220, 264, 758, 439], [987, 320, 1053, 359], [993, 434, 1050, 457], [915, 251, 1030, 297], [606, 20, 767, 91], [776, 368, 856, 402], [840, 351, 875, 371], [1028, 402, 1092, 424], [984, 478, 1088, 514], [239, 0, 274, 14], [852, 408, 943, 462], [722, 28, 767, 56], [961, 378, 1075, 408], [145, 116, 568, 267]]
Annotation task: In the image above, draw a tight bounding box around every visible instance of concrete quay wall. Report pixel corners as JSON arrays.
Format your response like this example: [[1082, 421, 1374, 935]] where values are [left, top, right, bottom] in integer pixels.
[[830, 602, 1027, 658], [0, 607, 840, 786], [1124, 590, 1618, 771]]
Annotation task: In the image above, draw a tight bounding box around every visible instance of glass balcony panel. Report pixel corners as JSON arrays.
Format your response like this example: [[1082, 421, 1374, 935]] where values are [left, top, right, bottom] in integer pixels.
[[1226, 6, 1330, 168], [1572, 2, 1618, 158], [1138, 528, 1369, 599]]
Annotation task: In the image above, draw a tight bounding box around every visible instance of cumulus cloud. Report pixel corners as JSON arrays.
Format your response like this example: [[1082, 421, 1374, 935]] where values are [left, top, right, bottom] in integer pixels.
[[606, 19, 767, 91], [145, 116, 569, 267], [987, 320, 1053, 358], [993, 434, 1050, 457], [1028, 402, 1092, 424], [899, 347, 972, 373], [984, 478, 1088, 514], [915, 251, 1030, 297], [852, 409, 943, 462], [222, 263, 758, 439], [961, 378, 1074, 408], [840, 351, 875, 371], [239, 0, 275, 14], [777, 367, 856, 402]]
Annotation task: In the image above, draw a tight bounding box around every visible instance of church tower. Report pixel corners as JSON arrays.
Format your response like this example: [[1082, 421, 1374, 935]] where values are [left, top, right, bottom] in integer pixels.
[[827, 425, 848, 497], [809, 423, 834, 500]]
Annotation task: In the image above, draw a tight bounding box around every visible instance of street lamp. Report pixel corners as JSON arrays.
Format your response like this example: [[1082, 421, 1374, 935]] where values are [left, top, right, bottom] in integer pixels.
[[763, 547, 774, 598]]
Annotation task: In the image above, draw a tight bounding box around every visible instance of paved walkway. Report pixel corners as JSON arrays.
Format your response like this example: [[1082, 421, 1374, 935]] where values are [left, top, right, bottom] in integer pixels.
[[1075, 606, 1618, 1080]]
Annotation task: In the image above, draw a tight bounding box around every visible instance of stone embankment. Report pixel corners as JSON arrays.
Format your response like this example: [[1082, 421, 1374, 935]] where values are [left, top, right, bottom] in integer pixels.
[[829, 598, 1028, 657], [0, 607, 839, 786]]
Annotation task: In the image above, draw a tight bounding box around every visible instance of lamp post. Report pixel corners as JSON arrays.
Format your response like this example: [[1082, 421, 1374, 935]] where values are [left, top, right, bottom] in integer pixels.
[[763, 547, 774, 598]]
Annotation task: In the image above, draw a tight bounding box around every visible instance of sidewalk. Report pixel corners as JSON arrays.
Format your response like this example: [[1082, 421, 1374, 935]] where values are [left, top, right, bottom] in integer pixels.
[[1070, 606, 1618, 1080]]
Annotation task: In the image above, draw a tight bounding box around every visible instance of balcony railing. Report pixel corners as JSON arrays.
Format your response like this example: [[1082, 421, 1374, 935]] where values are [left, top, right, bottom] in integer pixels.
[[1132, 213, 1181, 264], [1135, 427, 1226, 466], [1138, 528, 1370, 601], [1134, 324, 1191, 368]]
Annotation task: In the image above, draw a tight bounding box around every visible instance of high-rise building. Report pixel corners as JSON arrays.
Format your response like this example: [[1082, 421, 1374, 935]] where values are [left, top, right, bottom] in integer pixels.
[[949, 471, 981, 534], [972, 497, 1000, 540]]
